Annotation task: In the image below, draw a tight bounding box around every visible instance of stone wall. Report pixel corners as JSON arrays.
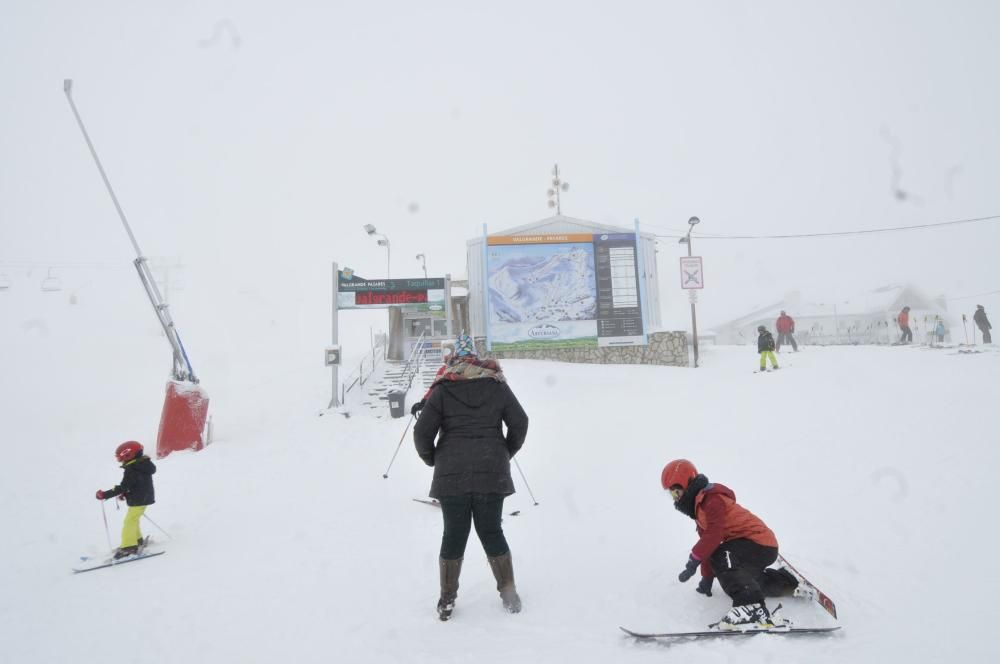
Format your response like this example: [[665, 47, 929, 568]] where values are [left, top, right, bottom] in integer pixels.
[[474, 331, 689, 367]]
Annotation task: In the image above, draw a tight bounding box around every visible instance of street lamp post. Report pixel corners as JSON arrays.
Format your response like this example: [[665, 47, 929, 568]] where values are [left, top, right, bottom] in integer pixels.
[[680, 216, 701, 368], [416, 253, 427, 278], [363, 224, 391, 278]]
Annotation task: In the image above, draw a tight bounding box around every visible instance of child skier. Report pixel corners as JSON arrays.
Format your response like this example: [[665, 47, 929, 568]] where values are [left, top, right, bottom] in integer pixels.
[[757, 325, 779, 372], [661, 459, 799, 631], [934, 318, 946, 346], [96, 441, 156, 559]]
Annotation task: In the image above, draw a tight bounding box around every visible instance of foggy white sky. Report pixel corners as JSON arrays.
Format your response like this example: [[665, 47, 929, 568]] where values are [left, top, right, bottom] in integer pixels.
[[3, 0, 999, 339]]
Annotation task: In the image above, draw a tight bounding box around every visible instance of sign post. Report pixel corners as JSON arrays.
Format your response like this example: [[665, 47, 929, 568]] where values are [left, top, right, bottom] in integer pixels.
[[329, 262, 340, 408], [680, 253, 704, 368]]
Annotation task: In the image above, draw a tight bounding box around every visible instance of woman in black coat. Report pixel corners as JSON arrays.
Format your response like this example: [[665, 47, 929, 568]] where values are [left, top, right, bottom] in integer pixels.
[[974, 305, 992, 344], [413, 334, 529, 621]]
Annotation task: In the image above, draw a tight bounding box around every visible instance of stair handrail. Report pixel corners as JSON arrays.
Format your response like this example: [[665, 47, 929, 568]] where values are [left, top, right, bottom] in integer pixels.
[[340, 334, 388, 405], [396, 332, 429, 391]]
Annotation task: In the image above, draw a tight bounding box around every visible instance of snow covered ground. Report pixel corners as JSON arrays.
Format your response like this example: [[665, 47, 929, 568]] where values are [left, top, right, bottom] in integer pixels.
[[3, 278, 999, 663]]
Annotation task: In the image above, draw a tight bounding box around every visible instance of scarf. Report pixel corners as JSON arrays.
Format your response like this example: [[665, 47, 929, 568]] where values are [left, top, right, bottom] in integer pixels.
[[433, 355, 506, 385], [674, 474, 710, 520]]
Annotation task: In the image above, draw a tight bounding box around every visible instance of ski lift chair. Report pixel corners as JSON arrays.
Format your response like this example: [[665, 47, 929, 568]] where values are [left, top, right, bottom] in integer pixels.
[[40, 268, 62, 292]]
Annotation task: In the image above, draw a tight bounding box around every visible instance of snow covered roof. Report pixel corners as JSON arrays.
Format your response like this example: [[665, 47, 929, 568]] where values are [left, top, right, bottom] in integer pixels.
[[467, 215, 654, 244]]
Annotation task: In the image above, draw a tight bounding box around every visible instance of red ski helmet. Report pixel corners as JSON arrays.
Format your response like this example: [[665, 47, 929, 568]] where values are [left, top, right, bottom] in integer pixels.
[[115, 441, 144, 463], [661, 459, 698, 491]]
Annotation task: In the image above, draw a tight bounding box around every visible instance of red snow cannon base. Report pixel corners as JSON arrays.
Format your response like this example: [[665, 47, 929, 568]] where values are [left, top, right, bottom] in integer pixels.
[[156, 380, 210, 459]]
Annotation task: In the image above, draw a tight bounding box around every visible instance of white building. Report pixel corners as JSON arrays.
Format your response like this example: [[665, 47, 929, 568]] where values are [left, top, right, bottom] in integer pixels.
[[711, 284, 951, 346]]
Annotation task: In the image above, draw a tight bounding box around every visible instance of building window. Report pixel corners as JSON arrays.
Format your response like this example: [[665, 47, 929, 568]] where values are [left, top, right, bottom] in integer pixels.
[[408, 318, 432, 337]]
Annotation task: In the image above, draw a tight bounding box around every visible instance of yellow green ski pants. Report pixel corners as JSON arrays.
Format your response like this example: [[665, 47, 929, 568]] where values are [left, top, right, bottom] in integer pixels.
[[121, 505, 146, 548], [759, 351, 778, 369]]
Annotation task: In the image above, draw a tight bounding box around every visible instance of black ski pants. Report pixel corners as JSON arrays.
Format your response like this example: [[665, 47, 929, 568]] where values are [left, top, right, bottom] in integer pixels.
[[900, 326, 913, 343], [439, 493, 509, 560], [776, 332, 798, 351], [979, 326, 992, 344], [708, 539, 795, 606]]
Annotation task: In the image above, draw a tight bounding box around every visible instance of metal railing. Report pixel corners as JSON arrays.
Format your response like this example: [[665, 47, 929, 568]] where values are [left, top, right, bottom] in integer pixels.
[[394, 332, 429, 391], [340, 335, 388, 405]]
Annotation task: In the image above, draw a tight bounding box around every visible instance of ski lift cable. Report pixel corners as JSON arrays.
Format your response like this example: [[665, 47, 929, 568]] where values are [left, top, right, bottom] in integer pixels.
[[947, 289, 1000, 301], [646, 213, 1000, 240]]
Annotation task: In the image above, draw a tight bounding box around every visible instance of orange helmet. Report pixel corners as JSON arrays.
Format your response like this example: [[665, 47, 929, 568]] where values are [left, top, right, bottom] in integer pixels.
[[115, 441, 144, 463], [661, 459, 698, 491]]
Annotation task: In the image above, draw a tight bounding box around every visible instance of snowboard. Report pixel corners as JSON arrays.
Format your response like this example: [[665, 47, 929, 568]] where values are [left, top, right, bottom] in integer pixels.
[[619, 625, 840, 640]]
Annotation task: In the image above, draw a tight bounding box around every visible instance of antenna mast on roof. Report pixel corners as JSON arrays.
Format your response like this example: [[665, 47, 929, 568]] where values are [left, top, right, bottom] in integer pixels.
[[547, 164, 570, 214]]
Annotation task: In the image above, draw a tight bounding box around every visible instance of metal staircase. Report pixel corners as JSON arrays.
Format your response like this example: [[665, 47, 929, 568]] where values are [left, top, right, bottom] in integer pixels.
[[356, 335, 443, 418]]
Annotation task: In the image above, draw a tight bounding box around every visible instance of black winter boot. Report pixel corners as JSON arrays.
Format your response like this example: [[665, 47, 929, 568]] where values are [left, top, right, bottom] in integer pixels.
[[437, 557, 463, 621], [113, 545, 139, 560], [487, 551, 522, 613]]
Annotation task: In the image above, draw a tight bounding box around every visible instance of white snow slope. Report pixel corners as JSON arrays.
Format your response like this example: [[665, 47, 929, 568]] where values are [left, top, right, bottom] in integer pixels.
[[2, 280, 998, 664]]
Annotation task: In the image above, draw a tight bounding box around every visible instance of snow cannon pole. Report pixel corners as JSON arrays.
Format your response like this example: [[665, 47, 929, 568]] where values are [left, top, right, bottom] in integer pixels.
[[513, 458, 539, 506], [64, 79, 196, 381], [64, 80, 209, 458], [382, 414, 415, 479]]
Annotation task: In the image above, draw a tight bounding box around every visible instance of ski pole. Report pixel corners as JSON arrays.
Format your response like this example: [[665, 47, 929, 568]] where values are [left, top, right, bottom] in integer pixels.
[[142, 513, 173, 540], [100, 500, 113, 551], [513, 457, 539, 506], [382, 414, 415, 479]]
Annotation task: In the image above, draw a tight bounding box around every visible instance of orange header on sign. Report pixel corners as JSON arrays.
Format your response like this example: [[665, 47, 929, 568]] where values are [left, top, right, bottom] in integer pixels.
[[488, 233, 593, 245]]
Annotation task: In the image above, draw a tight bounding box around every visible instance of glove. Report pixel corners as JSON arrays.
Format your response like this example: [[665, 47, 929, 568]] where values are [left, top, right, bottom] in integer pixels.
[[696, 575, 714, 597], [95, 490, 106, 500], [678, 554, 699, 582], [410, 400, 425, 416]]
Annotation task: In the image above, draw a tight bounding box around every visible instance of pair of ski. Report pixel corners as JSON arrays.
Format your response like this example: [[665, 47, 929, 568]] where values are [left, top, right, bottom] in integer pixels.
[[73, 539, 165, 574], [620, 554, 840, 640], [413, 498, 521, 517]]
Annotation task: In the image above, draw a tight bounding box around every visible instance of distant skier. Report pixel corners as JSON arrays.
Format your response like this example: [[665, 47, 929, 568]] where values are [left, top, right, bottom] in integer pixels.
[[413, 334, 529, 621], [411, 341, 455, 416], [974, 305, 992, 344], [757, 325, 779, 372], [661, 459, 799, 631], [95, 441, 156, 559], [774, 310, 798, 352], [934, 318, 946, 346], [897, 306, 913, 344]]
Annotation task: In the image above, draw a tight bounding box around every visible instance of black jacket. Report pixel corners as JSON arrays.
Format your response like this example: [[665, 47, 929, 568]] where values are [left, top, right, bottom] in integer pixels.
[[104, 456, 156, 506], [974, 309, 991, 330], [413, 378, 528, 499], [757, 331, 776, 353]]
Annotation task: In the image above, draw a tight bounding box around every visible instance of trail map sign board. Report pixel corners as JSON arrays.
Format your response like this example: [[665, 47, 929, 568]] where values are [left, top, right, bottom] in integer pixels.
[[485, 233, 645, 350], [337, 273, 445, 310], [679, 256, 704, 289]]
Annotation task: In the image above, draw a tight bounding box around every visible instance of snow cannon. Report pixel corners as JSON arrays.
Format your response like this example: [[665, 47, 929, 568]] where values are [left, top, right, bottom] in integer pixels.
[[63, 80, 212, 460], [156, 380, 210, 459]]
